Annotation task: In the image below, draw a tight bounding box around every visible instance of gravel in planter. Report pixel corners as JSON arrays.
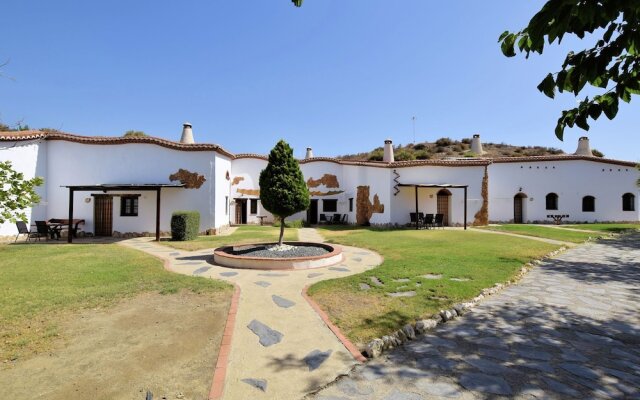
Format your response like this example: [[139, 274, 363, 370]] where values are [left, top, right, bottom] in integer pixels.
[[229, 245, 329, 258]]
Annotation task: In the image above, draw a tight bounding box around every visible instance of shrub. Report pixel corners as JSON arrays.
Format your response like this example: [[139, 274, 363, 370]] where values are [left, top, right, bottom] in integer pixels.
[[171, 211, 200, 241], [368, 149, 384, 161], [413, 143, 427, 150], [395, 149, 416, 161], [461, 138, 471, 144], [435, 137, 453, 146], [415, 150, 431, 160]]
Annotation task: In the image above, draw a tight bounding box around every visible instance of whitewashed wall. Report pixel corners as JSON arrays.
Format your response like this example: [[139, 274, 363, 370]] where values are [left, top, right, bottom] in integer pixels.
[[214, 155, 232, 229], [0, 140, 48, 236], [390, 165, 485, 226], [489, 160, 640, 222], [300, 161, 347, 223], [229, 157, 272, 224], [341, 164, 392, 225], [45, 141, 220, 234]]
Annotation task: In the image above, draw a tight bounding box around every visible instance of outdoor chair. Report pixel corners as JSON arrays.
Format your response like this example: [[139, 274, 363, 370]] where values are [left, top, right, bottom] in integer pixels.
[[434, 214, 445, 229], [332, 213, 342, 224], [33, 221, 51, 241], [319, 214, 328, 224], [424, 213, 434, 229], [409, 212, 424, 229], [15, 221, 32, 242], [341, 214, 348, 224]]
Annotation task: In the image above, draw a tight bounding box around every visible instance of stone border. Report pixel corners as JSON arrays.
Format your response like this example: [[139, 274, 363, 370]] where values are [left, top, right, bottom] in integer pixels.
[[362, 246, 568, 358], [208, 285, 241, 400], [302, 285, 367, 363], [213, 242, 343, 270]]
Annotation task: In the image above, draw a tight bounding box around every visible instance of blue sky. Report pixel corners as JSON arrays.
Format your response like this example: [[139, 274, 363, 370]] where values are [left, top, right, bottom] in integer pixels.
[[1, 1, 637, 160]]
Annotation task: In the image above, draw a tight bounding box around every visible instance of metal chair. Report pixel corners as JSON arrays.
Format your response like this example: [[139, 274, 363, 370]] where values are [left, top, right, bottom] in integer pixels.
[[332, 213, 342, 224], [341, 214, 348, 224], [319, 214, 328, 224], [15, 221, 32, 242], [409, 213, 424, 229], [33, 221, 51, 241], [424, 214, 435, 229], [434, 214, 445, 229]]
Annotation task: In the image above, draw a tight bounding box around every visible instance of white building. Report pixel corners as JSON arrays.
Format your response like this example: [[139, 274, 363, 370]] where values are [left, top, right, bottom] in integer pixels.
[[1, 127, 638, 240]]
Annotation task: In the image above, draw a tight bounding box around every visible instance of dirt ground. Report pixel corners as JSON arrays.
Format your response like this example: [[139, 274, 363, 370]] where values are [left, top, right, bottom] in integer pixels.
[[0, 290, 231, 400]]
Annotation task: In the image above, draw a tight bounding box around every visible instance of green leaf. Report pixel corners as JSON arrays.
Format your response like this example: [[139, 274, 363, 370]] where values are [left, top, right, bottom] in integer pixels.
[[500, 34, 517, 57], [537, 73, 556, 98]]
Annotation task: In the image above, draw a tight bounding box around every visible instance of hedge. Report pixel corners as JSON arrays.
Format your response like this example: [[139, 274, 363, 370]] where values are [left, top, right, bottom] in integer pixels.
[[171, 211, 200, 241]]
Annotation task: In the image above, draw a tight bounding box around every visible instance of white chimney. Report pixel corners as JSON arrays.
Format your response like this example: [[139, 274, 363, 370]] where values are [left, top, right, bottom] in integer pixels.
[[383, 139, 394, 163], [471, 134, 485, 155], [305, 147, 314, 159], [180, 122, 195, 144], [574, 136, 593, 156]]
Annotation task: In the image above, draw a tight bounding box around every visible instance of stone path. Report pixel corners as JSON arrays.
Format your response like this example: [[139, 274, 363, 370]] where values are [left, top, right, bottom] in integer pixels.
[[120, 230, 383, 400], [471, 227, 576, 246], [311, 232, 640, 399]]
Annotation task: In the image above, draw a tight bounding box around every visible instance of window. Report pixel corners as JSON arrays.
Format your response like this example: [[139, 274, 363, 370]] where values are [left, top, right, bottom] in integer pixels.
[[120, 196, 139, 217], [545, 193, 558, 210], [622, 193, 635, 211], [250, 199, 258, 214], [323, 199, 338, 212], [349, 198, 354, 212], [582, 196, 595, 212]]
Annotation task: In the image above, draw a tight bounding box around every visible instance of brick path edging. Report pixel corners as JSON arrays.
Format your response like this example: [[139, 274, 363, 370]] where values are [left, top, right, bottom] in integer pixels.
[[208, 285, 241, 400], [302, 285, 367, 363], [361, 245, 569, 359]]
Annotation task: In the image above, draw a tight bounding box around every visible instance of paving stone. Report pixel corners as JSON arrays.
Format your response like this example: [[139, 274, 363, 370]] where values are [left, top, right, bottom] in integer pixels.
[[370, 276, 384, 286], [383, 390, 423, 400], [308, 272, 324, 278], [474, 336, 509, 349], [247, 320, 283, 347], [336, 378, 374, 396], [352, 257, 363, 262], [254, 281, 271, 287], [329, 267, 350, 272], [360, 364, 389, 381], [387, 291, 416, 297], [515, 347, 552, 361], [560, 363, 600, 380], [192, 266, 211, 275], [359, 283, 371, 290], [169, 252, 180, 256], [304, 349, 332, 371], [422, 274, 442, 279], [241, 378, 267, 392], [449, 277, 470, 281], [258, 273, 288, 277], [464, 357, 510, 374], [272, 295, 295, 308], [315, 396, 350, 400], [459, 373, 512, 395], [393, 278, 410, 282], [414, 380, 461, 398], [220, 271, 238, 277]]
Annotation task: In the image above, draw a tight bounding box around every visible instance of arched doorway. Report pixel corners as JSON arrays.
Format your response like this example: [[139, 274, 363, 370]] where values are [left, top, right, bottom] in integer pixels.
[[437, 189, 452, 226], [513, 193, 527, 223]]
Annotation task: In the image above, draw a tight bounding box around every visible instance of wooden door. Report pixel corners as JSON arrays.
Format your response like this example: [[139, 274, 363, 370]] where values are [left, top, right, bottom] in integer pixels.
[[235, 199, 247, 224], [307, 200, 318, 224], [94, 195, 113, 236], [437, 192, 450, 226], [514, 195, 523, 223]]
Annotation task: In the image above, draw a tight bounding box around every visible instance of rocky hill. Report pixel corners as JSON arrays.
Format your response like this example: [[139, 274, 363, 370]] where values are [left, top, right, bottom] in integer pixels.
[[336, 137, 602, 161]]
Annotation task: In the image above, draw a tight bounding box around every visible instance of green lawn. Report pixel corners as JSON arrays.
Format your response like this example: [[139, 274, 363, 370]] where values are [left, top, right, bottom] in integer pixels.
[[480, 224, 606, 243], [0, 243, 232, 363], [559, 223, 639, 233], [308, 227, 558, 344], [160, 225, 299, 251]]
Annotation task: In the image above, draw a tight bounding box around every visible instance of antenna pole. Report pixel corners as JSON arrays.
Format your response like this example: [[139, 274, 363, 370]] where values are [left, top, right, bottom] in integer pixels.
[[412, 116, 416, 144]]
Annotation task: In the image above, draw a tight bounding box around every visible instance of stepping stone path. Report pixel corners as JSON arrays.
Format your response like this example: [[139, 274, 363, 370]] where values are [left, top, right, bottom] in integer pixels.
[[359, 283, 371, 291], [449, 277, 470, 282], [311, 232, 640, 399], [119, 229, 384, 400], [422, 273, 442, 279], [370, 276, 384, 286], [387, 291, 416, 297], [392, 278, 410, 282]]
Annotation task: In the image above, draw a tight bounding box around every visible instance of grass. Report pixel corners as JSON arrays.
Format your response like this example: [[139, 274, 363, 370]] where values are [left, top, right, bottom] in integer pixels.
[[160, 225, 299, 251], [558, 223, 639, 233], [0, 243, 232, 363], [308, 227, 558, 344], [480, 224, 607, 243]]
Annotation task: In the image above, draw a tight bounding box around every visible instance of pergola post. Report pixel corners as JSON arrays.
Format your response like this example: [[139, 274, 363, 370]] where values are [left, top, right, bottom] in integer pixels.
[[463, 186, 468, 230], [155, 187, 161, 241], [67, 188, 74, 243], [414, 186, 419, 230]]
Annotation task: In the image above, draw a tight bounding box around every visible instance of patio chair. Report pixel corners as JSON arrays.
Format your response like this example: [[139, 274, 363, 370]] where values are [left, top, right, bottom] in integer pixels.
[[15, 221, 32, 242], [424, 214, 434, 229], [319, 214, 328, 224], [332, 213, 342, 224], [33, 221, 51, 241], [409, 213, 423, 229], [341, 214, 348, 224], [434, 214, 445, 229]]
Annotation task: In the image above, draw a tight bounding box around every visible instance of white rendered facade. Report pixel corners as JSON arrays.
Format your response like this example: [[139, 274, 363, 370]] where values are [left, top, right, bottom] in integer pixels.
[[0, 131, 638, 237]]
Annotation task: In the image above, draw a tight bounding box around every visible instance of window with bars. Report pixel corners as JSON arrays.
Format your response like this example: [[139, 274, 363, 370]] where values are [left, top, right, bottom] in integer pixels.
[[120, 196, 139, 217]]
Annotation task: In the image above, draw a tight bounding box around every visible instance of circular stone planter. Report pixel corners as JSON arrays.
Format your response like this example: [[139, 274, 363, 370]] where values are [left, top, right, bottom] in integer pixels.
[[213, 241, 343, 270]]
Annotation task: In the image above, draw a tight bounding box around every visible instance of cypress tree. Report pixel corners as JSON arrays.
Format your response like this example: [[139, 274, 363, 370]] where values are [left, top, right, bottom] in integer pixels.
[[259, 140, 310, 245]]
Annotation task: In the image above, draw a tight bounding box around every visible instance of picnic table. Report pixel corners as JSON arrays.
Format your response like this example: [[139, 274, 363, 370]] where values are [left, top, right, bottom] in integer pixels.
[[547, 214, 569, 225], [256, 215, 267, 226], [47, 218, 85, 239]]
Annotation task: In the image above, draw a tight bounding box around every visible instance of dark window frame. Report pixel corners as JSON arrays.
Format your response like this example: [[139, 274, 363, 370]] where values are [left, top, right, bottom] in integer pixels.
[[120, 195, 139, 217], [250, 198, 258, 215], [582, 196, 595, 212], [545, 193, 558, 210], [323, 199, 338, 213], [622, 193, 635, 211]]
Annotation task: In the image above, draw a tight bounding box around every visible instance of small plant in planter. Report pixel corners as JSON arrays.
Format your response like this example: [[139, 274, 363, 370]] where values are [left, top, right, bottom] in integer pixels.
[[259, 140, 310, 246]]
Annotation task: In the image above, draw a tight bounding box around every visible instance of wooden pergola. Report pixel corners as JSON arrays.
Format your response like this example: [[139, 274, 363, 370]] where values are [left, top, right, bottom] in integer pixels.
[[63, 183, 185, 243], [397, 183, 469, 230]]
